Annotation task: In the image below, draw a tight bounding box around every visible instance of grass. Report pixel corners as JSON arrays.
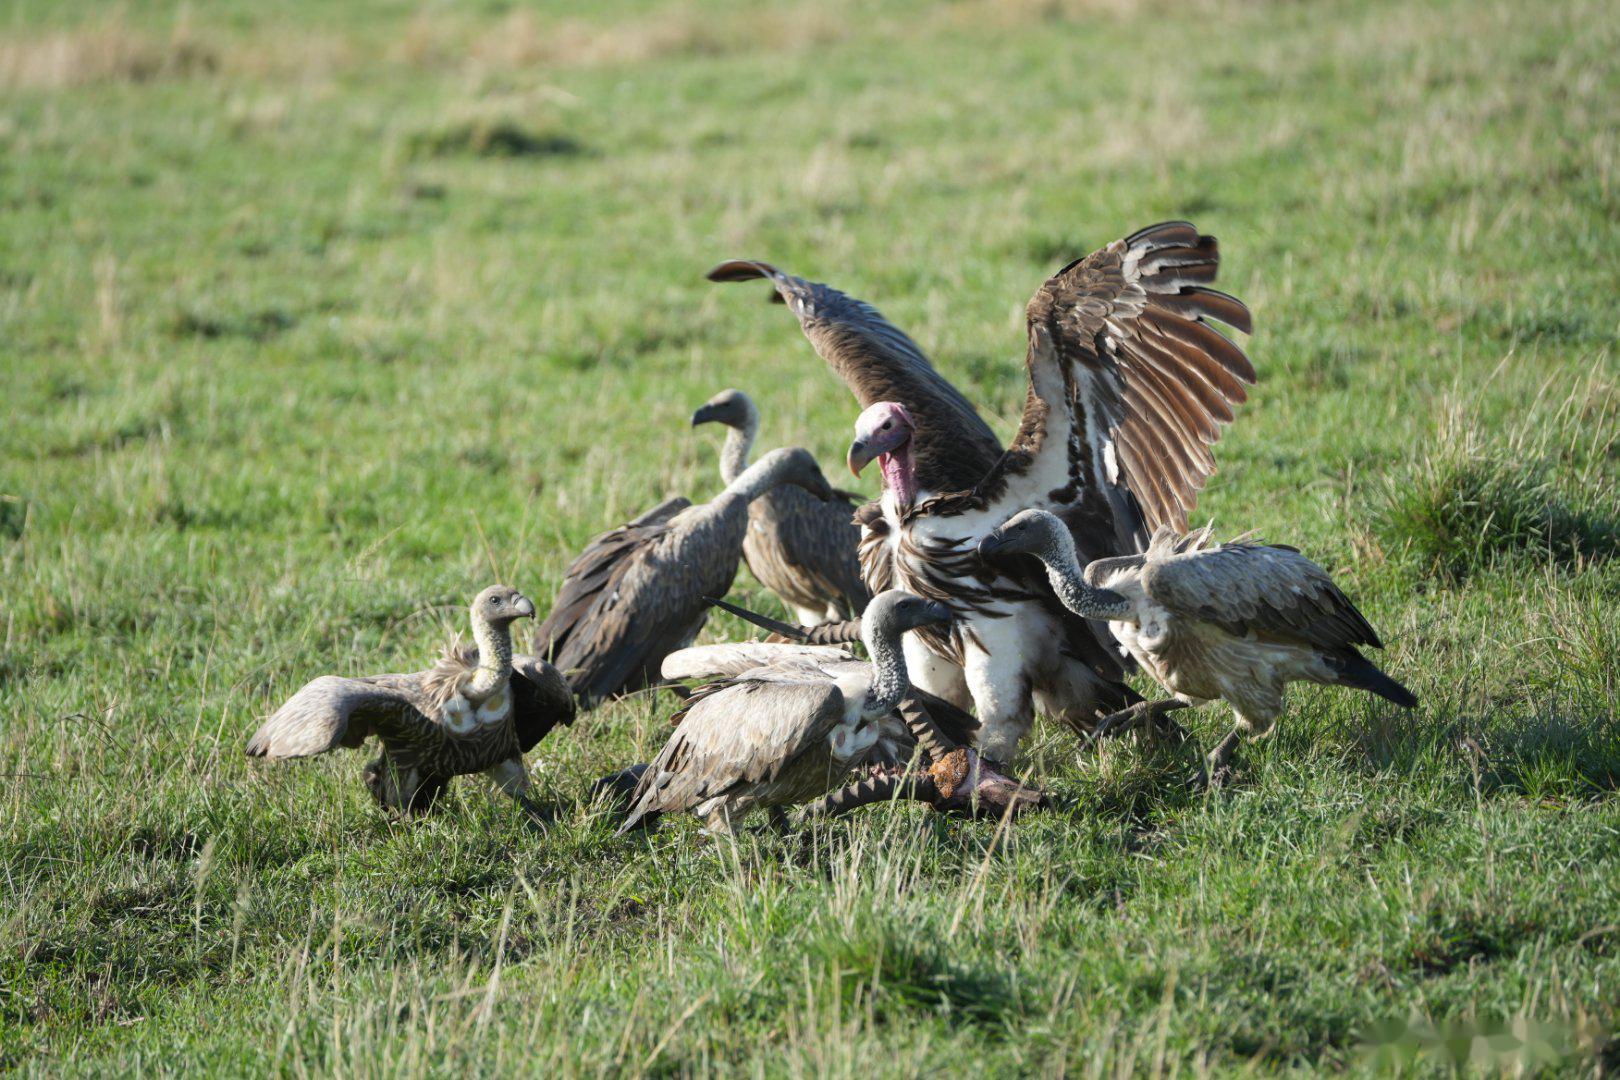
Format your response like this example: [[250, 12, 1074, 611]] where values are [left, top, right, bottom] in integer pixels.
[[1, 0, 1617, 1073]]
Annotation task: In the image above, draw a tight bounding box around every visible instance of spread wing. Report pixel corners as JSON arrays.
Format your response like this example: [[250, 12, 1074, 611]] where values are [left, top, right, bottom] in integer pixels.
[[622, 679, 846, 828], [660, 642, 856, 682], [491, 653, 577, 752], [1142, 538, 1382, 651], [534, 497, 712, 704], [962, 222, 1254, 555], [707, 260, 1001, 495], [244, 673, 427, 759]]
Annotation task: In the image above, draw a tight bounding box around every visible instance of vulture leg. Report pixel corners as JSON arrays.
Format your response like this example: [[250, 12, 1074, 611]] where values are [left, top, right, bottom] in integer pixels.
[[593, 764, 650, 810], [1091, 699, 1190, 745], [1202, 727, 1246, 789], [485, 758, 550, 826]]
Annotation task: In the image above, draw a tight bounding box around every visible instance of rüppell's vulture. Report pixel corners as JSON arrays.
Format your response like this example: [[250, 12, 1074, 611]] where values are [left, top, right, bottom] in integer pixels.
[[710, 222, 1256, 763], [691, 388, 870, 623], [534, 447, 835, 707], [618, 590, 954, 835], [979, 510, 1417, 784], [245, 586, 574, 818]]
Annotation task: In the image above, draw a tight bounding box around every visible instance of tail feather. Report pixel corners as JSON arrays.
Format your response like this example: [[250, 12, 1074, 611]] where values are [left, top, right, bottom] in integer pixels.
[[1335, 652, 1418, 709]]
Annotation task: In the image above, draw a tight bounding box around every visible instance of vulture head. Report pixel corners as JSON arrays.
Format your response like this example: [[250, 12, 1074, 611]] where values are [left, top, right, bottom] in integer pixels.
[[847, 401, 917, 503], [755, 446, 835, 502], [690, 388, 758, 431], [471, 584, 537, 628], [861, 589, 952, 640], [977, 509, 1132, 619]]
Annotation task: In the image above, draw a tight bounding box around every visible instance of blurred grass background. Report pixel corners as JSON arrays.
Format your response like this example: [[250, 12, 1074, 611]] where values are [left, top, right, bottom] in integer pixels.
[[1, 0, 1617, 1072]]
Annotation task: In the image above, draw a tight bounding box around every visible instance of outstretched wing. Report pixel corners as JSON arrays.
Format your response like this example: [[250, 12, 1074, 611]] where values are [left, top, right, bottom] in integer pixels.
[[660, 642, 856, 682], [962, 222, 1254, 555], [245, 674, 424, 759], [707, 260, 1001, 495], [509, 654, 576, 752], [1142, 538, 1382, 651], [533, 497, 694, 699], [622, 679, 845, 828]]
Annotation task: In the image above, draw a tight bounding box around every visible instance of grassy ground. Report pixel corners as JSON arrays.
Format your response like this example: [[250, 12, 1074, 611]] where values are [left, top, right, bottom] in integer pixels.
[[2, 0, 1618, 1073]]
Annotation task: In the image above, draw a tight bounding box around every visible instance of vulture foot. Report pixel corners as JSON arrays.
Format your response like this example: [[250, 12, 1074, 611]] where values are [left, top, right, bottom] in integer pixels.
[[1090, 699, 1190, 746], [592, 764, 650, 811]]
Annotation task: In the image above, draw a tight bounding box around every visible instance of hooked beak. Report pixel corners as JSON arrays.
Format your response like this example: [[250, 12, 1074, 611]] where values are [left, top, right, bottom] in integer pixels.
[[975, 532, 1009, 564], [513, 596, 536, 619], [846, 438, 874, 477], [690, 403, 719, 428], [921, 600, 953, 625]]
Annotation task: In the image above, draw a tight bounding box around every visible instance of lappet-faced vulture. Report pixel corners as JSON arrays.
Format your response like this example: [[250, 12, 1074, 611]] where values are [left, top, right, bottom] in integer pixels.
[[691, 388, 870, 623], [245, 586, 574, 819], [979, 510, 1417, 783], [617, 590, 951, 835], [710, 222, 1256, 763], [533, 447, 835, 707]]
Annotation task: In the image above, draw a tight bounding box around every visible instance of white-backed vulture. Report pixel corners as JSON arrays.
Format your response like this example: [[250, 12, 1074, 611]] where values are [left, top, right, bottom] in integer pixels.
[[618, 590, 951, 834], [978, 510, 1418, 782], [691, 388, 869, 623], [245, 586, 574, 818], [710, 222, 1256, 763], [533, 447, 835, 707]]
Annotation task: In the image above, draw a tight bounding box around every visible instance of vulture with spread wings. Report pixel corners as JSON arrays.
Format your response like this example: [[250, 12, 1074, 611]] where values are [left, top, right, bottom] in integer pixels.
[[709, 222, 1255, 762]]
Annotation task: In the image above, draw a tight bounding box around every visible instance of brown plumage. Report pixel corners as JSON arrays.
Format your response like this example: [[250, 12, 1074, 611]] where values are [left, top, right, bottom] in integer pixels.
[[620, 591, 951, 834], [533, 447, 836, 707], [712, 222, 1255, 763], [245, 586, 573, 818], [691, 388, 869, 623]]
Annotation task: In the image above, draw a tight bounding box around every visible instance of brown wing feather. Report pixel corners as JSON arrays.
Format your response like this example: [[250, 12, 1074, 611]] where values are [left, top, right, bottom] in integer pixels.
[[622, 679, 846, 828], [960, 221, 1254, 556], [707, 260, 1001, 495], [747, 486, 870, 619], [1141, 534, 1383, 653], [245, 674, 428, 759]]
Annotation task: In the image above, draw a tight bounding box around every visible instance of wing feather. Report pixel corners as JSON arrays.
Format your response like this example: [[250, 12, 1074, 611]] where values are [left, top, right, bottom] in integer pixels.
[[245, 675, 423, 759], [1141, 538, 1383, 652], [622, 679, 846, 827], [707, 260, 1001, 495]]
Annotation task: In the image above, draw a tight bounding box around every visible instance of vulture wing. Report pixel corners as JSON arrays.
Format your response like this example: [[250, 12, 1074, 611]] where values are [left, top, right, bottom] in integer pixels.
[[1141, 537, 1383, 651], [533, 496, 695, 701], [756, 486, 871, 618], [947, 222, 1254, 555], [509, 654, 576, 753], [621, 679, 846, 830], [245, 674, 426, 759], [661, 642, 856, 682], [706, 260, 1001, 495]]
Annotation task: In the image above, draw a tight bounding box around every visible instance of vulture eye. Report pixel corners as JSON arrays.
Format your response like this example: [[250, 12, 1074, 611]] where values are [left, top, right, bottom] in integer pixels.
[[880, 420, 892, 430]]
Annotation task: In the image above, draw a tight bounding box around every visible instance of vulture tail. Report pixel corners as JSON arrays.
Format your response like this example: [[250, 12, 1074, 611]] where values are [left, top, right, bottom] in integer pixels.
[[1334, 653, 1418, 709]]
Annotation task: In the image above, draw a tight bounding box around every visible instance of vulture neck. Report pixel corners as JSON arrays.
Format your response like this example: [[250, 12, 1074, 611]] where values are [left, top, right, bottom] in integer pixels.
[[858, 619, 909, 720], [467, 615, 513, 702], [1036, 532, 1119, 620], [718, 414, 759, 485], [878, 446, 917, 510], [721, 454, 793, 509]]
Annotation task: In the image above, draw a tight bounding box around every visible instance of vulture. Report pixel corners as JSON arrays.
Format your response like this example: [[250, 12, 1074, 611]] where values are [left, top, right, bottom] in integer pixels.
[[673, 597, 1048, 820], [978, 510, 1418, 782], [691, 387, 870, 623], [710, 221, 1256, 763], [618, 590, 953, 835], [245, 585, 574, 818], [533, 447, 835, 707]]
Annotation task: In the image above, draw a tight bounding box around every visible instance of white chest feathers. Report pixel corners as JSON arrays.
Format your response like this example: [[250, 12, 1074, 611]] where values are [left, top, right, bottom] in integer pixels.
[[440, 689, 511, 735]]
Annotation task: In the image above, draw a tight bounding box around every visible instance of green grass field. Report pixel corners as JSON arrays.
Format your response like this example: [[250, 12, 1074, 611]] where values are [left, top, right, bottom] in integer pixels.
[[3, 0, 1618, 1072]]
